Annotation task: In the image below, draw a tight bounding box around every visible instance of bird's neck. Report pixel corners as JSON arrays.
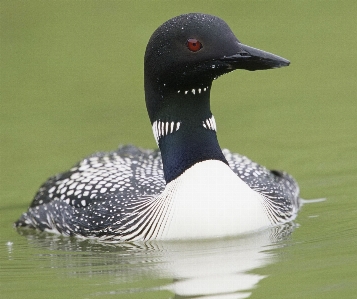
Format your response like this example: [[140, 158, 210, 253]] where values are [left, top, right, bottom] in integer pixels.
[[146, 84, 228, 183]]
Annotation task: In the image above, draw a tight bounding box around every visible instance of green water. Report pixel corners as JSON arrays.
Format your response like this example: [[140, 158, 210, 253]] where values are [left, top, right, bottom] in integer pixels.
[[1, 1, 356, 298]]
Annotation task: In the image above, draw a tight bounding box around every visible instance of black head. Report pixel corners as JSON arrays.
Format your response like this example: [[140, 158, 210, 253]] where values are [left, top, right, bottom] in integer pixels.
[[144, 13, 289, 122]]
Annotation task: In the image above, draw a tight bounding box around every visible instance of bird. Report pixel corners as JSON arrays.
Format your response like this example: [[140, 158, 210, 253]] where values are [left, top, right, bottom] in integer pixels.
[[15, 13, 300, 242]]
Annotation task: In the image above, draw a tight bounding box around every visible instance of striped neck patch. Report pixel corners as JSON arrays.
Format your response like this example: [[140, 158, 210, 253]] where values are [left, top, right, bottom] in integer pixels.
[[152, 120, 181, 144], [202, 115, 217, 131], [152, 115, 216, 145]]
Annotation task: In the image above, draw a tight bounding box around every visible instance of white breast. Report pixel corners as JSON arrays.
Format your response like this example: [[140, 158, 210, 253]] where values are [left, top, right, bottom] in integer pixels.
[[157, 160, 272, 239]]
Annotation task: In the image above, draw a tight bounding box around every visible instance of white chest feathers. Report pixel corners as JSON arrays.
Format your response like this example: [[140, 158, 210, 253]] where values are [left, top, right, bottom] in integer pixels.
[[153, 160, 272, 240]]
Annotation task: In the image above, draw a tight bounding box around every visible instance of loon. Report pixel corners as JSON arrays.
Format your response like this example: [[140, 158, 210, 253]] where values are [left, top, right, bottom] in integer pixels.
[[15, 13, 300, 241]]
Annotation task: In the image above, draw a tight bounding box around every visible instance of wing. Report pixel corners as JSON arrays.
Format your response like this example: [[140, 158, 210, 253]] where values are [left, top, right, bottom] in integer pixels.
[[15, 145, 166, 235]]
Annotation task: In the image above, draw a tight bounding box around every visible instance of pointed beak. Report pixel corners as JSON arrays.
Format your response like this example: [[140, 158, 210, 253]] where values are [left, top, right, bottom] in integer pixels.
[[222, 43, 290, 71]]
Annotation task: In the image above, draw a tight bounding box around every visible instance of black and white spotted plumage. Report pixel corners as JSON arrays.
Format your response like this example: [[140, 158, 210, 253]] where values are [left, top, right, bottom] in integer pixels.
[[16, 145, 299, 241], [16, 146, 164, 238]]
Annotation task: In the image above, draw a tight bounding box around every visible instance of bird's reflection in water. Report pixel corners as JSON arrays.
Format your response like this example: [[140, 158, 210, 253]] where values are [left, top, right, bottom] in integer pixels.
[[17, 223, 296, 298]]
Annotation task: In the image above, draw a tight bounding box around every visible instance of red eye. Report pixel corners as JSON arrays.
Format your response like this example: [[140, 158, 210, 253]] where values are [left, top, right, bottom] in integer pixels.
[[186, 38, 202, 52]]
